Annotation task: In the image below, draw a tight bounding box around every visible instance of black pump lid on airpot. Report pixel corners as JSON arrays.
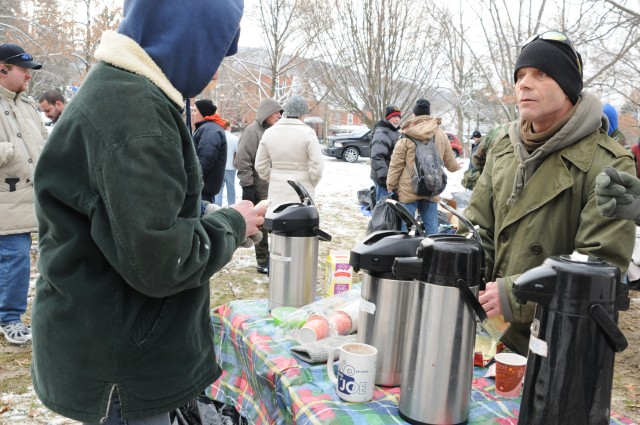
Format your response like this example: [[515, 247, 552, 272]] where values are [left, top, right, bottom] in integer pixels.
[[393, 235, 484, 287], [263, 202, 320, 237], [350, 230, 423, 279]]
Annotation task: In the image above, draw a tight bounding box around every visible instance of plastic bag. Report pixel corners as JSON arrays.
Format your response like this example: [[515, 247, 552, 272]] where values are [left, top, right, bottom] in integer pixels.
[[367, 194, 401, 234], [170, 394, 240, 425]]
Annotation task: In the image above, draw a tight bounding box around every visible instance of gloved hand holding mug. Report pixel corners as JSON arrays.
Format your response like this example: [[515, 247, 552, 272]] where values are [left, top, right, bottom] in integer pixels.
[[595, 167, 640, 225]]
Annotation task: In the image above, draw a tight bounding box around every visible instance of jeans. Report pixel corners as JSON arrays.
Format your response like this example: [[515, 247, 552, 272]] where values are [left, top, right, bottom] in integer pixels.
[[374, 182, 389, 205], [214, 169, 237, 206], [83, 391, 170, 425], [0, 233, 31, 324], [401, 200, 438, 235]]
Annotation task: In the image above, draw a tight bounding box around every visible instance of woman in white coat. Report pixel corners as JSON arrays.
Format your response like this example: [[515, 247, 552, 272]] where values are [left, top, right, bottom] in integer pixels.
[[255, 95, 324, 211]]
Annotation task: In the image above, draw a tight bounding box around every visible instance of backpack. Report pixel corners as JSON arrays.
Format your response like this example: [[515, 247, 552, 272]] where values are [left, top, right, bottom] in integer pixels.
[[407, 135, 447, 196]]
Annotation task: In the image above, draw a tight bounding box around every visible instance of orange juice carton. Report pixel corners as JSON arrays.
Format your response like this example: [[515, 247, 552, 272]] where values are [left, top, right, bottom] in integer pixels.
[[324, 250, 353, 297]]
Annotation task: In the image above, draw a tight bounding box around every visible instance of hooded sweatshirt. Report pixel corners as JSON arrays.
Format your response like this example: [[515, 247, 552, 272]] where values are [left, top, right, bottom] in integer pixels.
[[116, 0, 242, 98], [234, 98, 283, 197]]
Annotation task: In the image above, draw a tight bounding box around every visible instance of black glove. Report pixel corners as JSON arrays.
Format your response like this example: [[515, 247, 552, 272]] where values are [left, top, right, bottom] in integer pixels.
[[379, 177, 387, 187], [242, 185, 256, 203]]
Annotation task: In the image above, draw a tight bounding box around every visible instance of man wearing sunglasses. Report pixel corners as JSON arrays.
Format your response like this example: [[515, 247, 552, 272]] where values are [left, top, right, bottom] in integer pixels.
[[463, 31, 635, 356], [30, 1, 268, 424], [0, 43, 48, 345]]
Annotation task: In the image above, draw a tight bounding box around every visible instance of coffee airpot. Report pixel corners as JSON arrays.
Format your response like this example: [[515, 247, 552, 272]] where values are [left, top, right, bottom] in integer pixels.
[[392, 204, 486, 425], [263, 180, 331, 311], [513, 253, 629, 425]]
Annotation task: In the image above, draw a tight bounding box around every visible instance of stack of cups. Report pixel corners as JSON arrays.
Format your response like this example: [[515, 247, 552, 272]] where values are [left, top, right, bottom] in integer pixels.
[[298, 300, 360, 343]]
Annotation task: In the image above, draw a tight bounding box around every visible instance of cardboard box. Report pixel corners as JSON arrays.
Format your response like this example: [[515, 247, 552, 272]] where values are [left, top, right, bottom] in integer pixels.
[[324, 250, 353, 297]]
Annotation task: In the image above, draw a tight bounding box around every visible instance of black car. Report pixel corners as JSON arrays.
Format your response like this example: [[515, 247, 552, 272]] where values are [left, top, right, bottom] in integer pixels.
[[321, 127, 372, 163]]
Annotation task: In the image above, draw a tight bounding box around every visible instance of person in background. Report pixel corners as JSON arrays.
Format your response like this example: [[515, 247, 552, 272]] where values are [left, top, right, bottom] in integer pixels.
[[603, 103, 627, 146], [632, 137, 640, 178], [192, 98, 227, 203], [468, 130, 482, 165], [0, 43, 47, 345], [463, 30, 634, 356], [387, 98, 460, 234], [370, 105, 401, 203], [215, 120, 239, 206], [31, 1, 266, 424], [38, 89, 66, 124], [235, 97, 283, 274], [255, 95, 324, 211]]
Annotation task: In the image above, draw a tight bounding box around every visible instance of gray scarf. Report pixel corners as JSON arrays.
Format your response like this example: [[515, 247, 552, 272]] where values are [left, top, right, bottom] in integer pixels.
[[506, 93, 605, 206]]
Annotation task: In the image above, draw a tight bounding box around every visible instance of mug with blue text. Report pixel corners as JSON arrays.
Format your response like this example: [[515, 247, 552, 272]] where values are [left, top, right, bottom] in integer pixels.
[[326, 342, 377, 402]]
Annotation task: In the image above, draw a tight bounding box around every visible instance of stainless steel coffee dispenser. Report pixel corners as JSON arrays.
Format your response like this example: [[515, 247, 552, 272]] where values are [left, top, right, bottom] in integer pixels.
[[393, 234, 485, 425], [513, 254, 629, 425], [263, 180, 331, 311], [350, 200, 424, 386]]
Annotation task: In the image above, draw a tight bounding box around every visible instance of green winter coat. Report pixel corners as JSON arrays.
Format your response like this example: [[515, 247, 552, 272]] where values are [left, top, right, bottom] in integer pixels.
[[463, 95, 635, 355], [31, 31, 246, 422]]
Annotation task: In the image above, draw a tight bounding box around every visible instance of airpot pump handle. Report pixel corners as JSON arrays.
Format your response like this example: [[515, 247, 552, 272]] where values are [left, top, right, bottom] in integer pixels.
[[589, 304, 628, 353]]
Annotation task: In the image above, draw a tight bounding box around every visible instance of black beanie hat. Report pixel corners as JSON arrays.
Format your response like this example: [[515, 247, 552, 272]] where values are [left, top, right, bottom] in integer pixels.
[[413, 99, 431, 116], [385, 105, 401, 120], [195, 99, 217, 117], [514, 36, 583, 104]]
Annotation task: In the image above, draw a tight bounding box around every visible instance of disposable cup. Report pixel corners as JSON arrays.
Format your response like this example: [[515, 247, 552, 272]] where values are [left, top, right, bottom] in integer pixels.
[[298, 315, 330, 343], [494, 352, 527, 397]]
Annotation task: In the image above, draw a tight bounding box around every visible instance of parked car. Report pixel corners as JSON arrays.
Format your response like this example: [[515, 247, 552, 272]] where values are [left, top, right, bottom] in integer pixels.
[[445, 132, 463, 158], [322, 126, 372, 163]]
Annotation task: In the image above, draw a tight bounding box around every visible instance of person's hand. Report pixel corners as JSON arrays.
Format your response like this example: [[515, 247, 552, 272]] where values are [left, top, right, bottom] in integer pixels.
[[379, 177, 387, 187], [231, 200, 266, 236], [595, 167, 640, 221], [479, 281, 502, 318], [241, 185, 256, 203]]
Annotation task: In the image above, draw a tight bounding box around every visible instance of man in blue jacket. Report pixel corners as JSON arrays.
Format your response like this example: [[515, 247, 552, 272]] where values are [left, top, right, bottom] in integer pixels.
[[31, 1, 266, 424]]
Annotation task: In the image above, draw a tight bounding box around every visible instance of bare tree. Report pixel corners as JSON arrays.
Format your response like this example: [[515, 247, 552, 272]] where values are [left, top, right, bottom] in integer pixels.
[[216, 0, 320, 117], [302, 0, 442, 129], [71, 0, 121, 76], [464, 0, 640, 123]]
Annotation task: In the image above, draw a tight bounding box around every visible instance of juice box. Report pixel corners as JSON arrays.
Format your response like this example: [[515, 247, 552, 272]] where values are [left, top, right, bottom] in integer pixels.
[[324, 250, 353, 297]]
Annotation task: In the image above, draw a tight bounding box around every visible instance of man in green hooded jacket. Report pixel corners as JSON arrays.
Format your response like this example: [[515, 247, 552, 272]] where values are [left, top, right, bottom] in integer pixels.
[[463, 31, 635, 355], [31, 1, 267, 424]]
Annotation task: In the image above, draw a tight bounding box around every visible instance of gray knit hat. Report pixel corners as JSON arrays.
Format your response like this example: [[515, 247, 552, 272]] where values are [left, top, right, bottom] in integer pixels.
[[284, 95, 309, 118]]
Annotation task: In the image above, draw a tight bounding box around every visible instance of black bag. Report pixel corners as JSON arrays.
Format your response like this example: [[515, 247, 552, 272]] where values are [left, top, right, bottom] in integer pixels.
[[357, 186, 376, 211], [367, 193, 401, 234], [408, 135, 447, 196]]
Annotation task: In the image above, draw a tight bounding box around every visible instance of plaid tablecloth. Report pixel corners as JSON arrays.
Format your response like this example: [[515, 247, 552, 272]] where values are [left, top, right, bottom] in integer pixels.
[[207, 299, 636, 425]]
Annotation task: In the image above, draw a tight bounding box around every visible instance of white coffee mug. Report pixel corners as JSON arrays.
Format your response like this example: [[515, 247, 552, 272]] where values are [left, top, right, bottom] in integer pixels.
[[326, 342, 377, 403]]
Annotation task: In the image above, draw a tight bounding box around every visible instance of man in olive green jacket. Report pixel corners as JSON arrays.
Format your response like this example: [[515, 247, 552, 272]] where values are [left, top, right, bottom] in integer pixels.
[[464, 31, 635, 355], [31, 1, 266, 424]]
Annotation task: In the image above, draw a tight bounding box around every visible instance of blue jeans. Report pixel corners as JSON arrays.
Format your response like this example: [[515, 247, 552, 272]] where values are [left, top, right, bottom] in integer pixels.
[[83, 391, 170, 425], [401, 200, 438, 235], [374, 182, 388, 205], [215, 169, 237, 206], [0, 233, 31, 324]]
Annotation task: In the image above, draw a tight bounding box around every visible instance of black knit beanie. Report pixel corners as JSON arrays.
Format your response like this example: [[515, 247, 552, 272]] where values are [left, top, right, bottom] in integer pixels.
[[195, 99, 217, 117], [385, 106, 401, 120], [514, 37, 583, 104], [413, 99, 431, 116]]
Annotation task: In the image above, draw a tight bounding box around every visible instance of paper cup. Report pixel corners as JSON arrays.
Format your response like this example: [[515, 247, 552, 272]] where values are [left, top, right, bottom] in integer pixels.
[[299, 315, 330, 343], [494, 352, 527, 397]]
